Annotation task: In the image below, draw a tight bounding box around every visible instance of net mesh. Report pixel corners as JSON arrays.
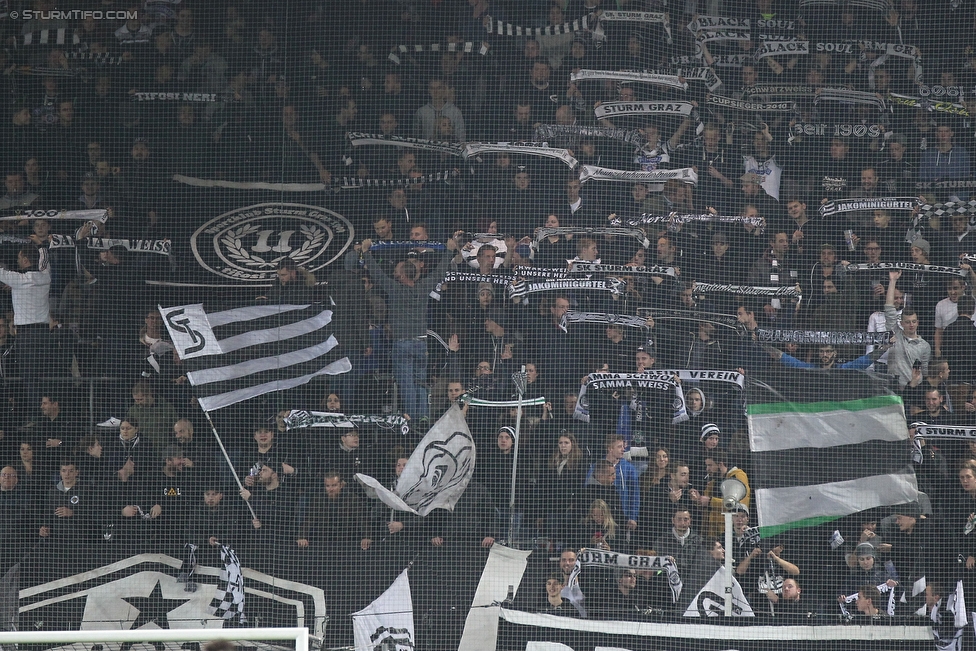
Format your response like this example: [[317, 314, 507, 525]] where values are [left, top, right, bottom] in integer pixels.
[[0, 0, 973, 649]]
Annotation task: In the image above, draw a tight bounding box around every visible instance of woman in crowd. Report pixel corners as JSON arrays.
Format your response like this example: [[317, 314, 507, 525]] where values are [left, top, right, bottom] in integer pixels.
[[532, 214, 574, 269], [535, 431, 587, 545], [576, 498, 619, 551]]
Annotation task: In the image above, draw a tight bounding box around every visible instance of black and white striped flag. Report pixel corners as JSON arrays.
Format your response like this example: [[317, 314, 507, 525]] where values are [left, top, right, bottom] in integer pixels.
[[159, 302, 352, 412]]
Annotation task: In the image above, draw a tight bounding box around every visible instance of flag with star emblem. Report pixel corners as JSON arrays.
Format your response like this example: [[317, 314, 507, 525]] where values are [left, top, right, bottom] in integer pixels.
[[210, 545, 246, 624]]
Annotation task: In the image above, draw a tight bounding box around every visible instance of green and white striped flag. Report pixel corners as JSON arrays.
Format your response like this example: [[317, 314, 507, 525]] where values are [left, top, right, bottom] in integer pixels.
[[747, 370, 918, 537]]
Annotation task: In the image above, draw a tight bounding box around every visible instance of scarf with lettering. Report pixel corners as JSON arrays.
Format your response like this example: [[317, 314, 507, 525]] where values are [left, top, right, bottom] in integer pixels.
[[508, 278, 626, 299], [594, 11, 672, 43], [889, 94, 969, 117], [705, 95, 796, 112], [568, 263, 677, 276], [618, 212, 766, 231], [535, 124, 649, 150], [578, 164, 698, 185], [694, 283, 802, 297], [346, 132, 465, 157], [533, 226, 651, 249], [282, 411, 410, 435], [841, 262, 969, 278], [576, 548, 683, 602], [572, 69, 688, 92], [820, 197, 920, 216], [754, 328, 892, 346]]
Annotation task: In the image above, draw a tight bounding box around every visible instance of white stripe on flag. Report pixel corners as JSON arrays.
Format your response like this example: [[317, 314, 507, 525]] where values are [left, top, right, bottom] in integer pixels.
[[188, 335, 341, 385], [756, 472, 918, 531], [197, 356, 352, 412], [748, 403, 908, 452], [206, 303, 310, 328], [216, 309, 334, 354]]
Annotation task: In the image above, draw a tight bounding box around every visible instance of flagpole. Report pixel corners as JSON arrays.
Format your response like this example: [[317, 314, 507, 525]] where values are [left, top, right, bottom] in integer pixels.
[[508, 366, 527, 548], [204, 411, 258, 521]]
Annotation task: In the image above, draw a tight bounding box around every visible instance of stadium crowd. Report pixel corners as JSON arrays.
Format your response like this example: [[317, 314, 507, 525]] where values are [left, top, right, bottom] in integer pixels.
[[2, 0, 976, 647]]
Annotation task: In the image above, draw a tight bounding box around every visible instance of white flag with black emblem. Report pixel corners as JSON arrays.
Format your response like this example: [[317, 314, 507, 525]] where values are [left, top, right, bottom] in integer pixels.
[[356, 404, 475, 515], [352, 569, 414, 651], [158, 302, 352, 412], [683, 566, 754, 617]]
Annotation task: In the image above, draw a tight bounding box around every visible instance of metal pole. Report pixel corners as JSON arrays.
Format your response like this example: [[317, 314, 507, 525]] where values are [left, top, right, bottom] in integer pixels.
[[508, 365, 526, 547], [205, 410, 258, 521], [724, 510, 733, 616]]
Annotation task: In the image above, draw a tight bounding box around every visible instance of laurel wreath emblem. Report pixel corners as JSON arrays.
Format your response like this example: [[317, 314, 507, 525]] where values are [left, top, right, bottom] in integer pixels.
[[220, 223, 326, 268]]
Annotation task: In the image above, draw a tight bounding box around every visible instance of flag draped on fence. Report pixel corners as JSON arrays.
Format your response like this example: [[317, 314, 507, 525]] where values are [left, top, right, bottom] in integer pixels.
[[210, 545, 246, 624], [356, 404, 475, 516], [683, 566, 753, 617], [158, 302, 352, 412], [352, 569, 415, 651], [747, 370, 918, 537]]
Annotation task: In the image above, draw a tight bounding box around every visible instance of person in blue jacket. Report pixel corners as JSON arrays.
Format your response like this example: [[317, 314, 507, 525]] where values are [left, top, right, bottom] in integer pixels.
[[585, 434, 639, 535]]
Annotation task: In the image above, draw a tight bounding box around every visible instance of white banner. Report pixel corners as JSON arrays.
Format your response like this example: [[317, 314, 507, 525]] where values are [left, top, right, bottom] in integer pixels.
[[352, 569, 414, 651]]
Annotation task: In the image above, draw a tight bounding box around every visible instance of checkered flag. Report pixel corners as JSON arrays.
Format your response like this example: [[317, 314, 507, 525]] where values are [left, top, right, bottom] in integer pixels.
[[919, 200, 976, 222], [209, 545, 247, 624]]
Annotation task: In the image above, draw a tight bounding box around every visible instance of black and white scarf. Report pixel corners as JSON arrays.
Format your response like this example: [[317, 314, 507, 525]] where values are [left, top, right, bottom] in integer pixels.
[[535, 124, 650, 150], [131, 92, 221, 102], [579, 164, 698, 185], [0, 208, 107, 223], [577, 548, 683, 602], [48, 234, 172, 255], [508, 278, 626, 299], [593, 100, 696, 119], [745, 85, 817, 97], [639, 308, 744, 331], [463, 142, 578, 168], [595, 11, 672, 43], [820, 197, 920, 216], [388, 42, 489, 65], [705, 95, 796, 112], [814, 88, 888, 112], [754, 40, 810, 59], [572, 69, 688, 92], [282, 411, 410, 435], [346, 132, 466, 156], [365, 240, 449, 252], [619, 212, 765, 231], [789, 123, 886, 140], [569, 263, 676, 276], [688, 15, 750, 32], [889, 94, 969, 117], [483, 14, 591, 36], [842, 262, 969, 278], [533, 226, 651, 248], [916, 425, 976, 440], [339, 170, 459, 188], [754, 328, 892, 346], [694, 283, 801, 297], [564, 310, 650, 329]]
